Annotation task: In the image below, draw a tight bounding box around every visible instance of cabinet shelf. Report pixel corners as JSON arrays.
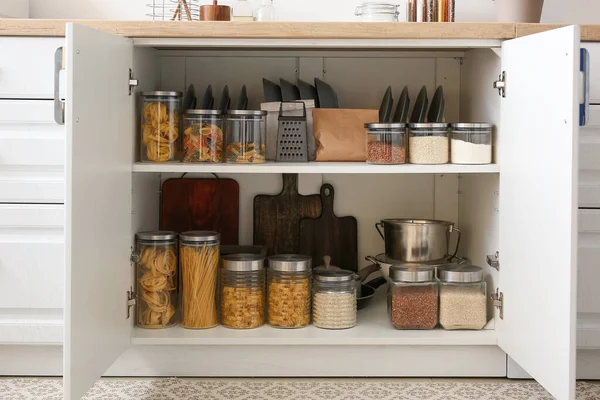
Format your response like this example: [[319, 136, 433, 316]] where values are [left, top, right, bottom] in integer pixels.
[[132, 162, 500, 174], [131, 292, 497, 346]]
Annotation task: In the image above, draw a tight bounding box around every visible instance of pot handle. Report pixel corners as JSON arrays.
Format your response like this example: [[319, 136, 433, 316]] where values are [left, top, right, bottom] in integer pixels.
[[358, 262, 381, 283], [449, 227, 462, 259], [375, 222, 385, 240]]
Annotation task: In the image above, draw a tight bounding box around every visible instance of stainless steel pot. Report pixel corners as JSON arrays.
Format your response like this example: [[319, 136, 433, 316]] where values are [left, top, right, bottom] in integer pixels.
[[375, 219, 461, 262]]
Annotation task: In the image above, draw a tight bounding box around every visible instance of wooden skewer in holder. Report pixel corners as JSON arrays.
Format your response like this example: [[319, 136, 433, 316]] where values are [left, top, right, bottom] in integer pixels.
[[200, 0, 231, 21]]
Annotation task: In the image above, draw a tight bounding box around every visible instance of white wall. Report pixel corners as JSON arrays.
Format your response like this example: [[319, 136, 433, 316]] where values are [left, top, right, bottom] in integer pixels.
[[28, 0, 600, 23]]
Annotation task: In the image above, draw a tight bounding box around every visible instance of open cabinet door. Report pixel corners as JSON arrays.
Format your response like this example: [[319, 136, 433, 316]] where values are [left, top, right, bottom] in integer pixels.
[[64, 24, 134, 400], [498, 26, 579, 400]]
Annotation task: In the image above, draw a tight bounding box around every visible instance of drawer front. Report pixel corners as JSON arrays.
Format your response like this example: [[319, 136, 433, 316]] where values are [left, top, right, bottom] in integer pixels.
[[580, 106, 600, 207], [0, 205, 64, 309], [578, 209, 600, 314], [0, 100, 65, 167], [0, 37, 63, 99], [0, 170, 64, 204]]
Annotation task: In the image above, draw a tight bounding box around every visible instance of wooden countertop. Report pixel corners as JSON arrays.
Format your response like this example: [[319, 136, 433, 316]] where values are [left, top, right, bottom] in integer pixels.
[[0, 20, 599, 42]]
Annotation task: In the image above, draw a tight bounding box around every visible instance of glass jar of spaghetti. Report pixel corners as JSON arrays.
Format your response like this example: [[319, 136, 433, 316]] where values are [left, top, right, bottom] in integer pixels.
[[179, 231, 221, 329], [221, 254, 266, 329], [135, 231, 178, 329], [267, 254, 312, 328], [182, 109, 224, 163]]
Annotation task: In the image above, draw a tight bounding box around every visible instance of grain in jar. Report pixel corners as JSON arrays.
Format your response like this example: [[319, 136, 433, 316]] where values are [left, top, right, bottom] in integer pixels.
[[388, 265, 438, 330], [179, 231, 220, 329], [408, 123, 449, 164], [135, 231, 178, 329], [183, 109, 224, 163], [313, 270, 357, 330], [267, 254, 312, 328], [220, 254, 266, 329], [438, 264, 487, 330], [365, 122, 407, 165], [140, 91, 182, 162]]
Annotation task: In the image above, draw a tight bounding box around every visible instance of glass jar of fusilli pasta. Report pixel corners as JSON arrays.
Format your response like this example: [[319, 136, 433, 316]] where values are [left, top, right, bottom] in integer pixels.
[[135, 231, 178, 329], [179, 231, 220, 329], [221, 254, 266, 329]]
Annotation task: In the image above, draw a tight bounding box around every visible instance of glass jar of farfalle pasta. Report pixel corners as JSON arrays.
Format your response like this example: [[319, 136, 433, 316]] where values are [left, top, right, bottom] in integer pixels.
[[182, 109, 224, 163], [179, 231, 221, 329], [221, 254, 266, 329], [135, 231, 178, 329], [140, 91, 182, 163]]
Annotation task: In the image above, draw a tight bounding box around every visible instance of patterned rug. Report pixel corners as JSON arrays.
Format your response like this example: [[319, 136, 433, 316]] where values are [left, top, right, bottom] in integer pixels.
[[1, 377, 599, 399]]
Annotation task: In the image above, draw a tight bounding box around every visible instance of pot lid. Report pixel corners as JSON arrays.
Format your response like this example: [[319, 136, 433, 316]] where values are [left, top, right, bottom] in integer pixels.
[[438, 264, 483, 283], [222, 253, 265, 271], [268, 254, 312, 272], [314, 269, 355, 283], [389, 265, 435, 282], [371, 253, 468, 268], [136, 231, 178, 241]]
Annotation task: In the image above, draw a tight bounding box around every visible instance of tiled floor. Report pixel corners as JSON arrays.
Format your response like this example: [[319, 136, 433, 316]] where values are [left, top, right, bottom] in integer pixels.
[[1, 377, 600, 399]]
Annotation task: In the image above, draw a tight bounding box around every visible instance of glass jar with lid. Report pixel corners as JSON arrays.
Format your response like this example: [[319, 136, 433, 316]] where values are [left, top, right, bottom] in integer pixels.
[[232, 0, 254, 21], [135, 231, 178, 329], [408, 123, 450, 164], [450, 123, 493, 165], [267, 254, 312, 328], [355, 2, 401, 21], [388, 265, 438, 330], [365, 122, 407, 165], [220, 254, 266, 329], [438, 264, 487, 330], [179, 231, 220, 329], [140, 91, 182, 162], [313, 270, 357, 330], [225, 110, 267, 163], [182, 109, 224, 163]]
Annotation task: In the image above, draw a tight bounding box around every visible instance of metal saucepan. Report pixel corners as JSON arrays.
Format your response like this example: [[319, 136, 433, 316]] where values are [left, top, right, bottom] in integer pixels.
[[364, 253, 469, 282], [375, 219, 461, 262]]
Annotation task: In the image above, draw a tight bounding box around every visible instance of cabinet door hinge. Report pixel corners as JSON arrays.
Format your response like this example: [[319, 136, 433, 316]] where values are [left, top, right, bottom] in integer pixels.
[[128, 69, 139, 95], [493, 71, 506, 97], [491, 289, 504, 320], [126, 287, 136, 319], [486, 251, 500, 271]]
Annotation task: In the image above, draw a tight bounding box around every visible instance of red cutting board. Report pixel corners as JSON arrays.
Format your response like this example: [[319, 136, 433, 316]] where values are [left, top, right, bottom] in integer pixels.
[[160, 178, 239, 245], [298, 183, 358, 272]]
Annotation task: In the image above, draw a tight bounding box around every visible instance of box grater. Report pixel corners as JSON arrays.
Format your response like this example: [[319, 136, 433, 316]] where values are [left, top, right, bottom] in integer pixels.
[[276, 101, 309, 162]]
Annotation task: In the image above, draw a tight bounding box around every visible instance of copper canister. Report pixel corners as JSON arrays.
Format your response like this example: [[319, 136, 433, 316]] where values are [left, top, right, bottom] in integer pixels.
[[200, 0, 231, 21]]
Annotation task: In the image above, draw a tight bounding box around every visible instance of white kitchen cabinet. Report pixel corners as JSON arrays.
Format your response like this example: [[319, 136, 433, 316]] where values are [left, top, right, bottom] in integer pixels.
[[56, 23, 582, 400]]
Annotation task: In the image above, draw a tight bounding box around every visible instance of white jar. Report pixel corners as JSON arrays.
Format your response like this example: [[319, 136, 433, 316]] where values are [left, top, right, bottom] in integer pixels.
[[355, 2, 402, 22]]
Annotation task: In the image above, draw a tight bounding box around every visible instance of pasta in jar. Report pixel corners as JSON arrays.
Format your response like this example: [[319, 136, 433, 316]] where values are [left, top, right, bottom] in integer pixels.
[[135, 231, 178, 329], [179, 231, 221, 329], [140, 91, 182, 162], [183, 110, 224, 163]]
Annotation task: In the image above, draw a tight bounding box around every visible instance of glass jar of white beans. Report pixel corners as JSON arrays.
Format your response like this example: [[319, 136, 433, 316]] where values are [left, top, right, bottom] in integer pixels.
[[408, 123, 450, 164]]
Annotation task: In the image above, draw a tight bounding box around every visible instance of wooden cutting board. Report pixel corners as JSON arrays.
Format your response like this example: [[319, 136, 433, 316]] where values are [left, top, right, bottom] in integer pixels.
[[253, 174, 322, 256], [160, 178, 239, 245], [299, 183, 358, 272]]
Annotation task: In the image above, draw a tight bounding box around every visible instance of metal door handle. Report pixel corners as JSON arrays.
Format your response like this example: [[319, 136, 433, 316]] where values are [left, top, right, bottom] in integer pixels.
[[580, 48, 590, 127], [54, 46, 65, 125]]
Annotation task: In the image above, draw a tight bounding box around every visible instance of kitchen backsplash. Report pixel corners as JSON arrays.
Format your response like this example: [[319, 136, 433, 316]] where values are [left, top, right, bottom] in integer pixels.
[[28, 0, 599, 23]]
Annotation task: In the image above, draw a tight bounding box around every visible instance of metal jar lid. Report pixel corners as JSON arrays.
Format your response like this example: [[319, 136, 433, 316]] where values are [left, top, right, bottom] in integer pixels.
[[389, 265, 435, 282], [451, 123, 493, 129], [226, 110, 268, 116], [314, 269, 355, 282], [222, 254, 265, 271], [408, 123, 450, 129], [438, 264, 483, 283], [180, 230, 221, 243], [184, 109, 224, 116], [140, 91, 183, 97], [268, 254, 312, 272], [136, 231, 178, 241], [355, 2, 398, 16], [364, 122, 407, 130]]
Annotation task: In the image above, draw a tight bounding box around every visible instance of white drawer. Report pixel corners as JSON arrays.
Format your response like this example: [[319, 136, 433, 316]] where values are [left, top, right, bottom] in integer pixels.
[[0, 37, 63, 99], [0, 100, 65, 167], [0, 204, 64, 310], [578, 209, 600, 315], [580, 106, 600, 207]]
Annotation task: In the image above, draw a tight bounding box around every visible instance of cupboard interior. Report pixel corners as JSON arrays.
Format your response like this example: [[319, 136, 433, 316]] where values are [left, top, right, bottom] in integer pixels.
[[129, 45, 502, 342]]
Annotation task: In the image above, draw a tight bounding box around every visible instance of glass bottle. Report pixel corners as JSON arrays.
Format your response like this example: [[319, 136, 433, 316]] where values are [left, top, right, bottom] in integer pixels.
[[232, 0, 254, 21], [256, 0, 276, 21]]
